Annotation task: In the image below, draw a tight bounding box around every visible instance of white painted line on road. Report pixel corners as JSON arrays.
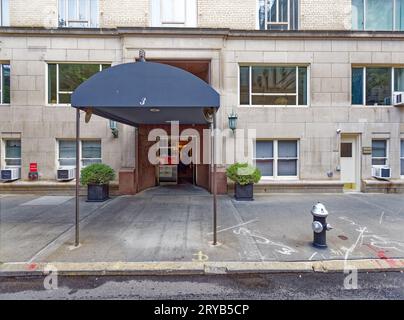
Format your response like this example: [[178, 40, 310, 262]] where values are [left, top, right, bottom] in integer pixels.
[[309, 252, 317, 261]]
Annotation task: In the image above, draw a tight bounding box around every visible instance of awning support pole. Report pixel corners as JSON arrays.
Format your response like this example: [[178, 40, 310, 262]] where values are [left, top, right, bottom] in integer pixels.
[[75, 108, 80, 247], [212, 111, 217, 245]]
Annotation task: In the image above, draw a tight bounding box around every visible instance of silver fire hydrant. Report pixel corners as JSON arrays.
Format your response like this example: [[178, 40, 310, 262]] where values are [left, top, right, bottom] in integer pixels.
[[311, 202, 332, 248]]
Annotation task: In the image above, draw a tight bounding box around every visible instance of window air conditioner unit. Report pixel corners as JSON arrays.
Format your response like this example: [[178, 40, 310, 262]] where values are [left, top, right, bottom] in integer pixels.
[[1, 167, 21, 181], [57, 167, 76, 181], [372, 166, 391, 180], [393, 92, 404, 106]]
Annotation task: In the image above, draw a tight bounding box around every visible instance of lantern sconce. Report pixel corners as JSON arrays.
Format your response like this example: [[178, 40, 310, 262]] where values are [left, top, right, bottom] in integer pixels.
[[228, 110, 238, 132], [109, 120, 119, 138]]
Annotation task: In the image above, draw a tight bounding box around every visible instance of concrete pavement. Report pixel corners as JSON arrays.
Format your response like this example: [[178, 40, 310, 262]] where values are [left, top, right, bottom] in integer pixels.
[[1, 185, 404, 275]]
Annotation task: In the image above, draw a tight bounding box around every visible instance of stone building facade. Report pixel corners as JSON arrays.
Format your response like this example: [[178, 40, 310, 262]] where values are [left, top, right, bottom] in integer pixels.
[[1, 0, 403, 193]]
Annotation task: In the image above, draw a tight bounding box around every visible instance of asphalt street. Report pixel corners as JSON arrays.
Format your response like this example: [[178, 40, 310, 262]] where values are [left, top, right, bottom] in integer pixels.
[[0, 272, 403, 300]]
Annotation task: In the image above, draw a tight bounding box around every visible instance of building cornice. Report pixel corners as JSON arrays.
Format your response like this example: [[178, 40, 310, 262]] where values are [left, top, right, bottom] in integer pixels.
[[1, 26, 404, 40]]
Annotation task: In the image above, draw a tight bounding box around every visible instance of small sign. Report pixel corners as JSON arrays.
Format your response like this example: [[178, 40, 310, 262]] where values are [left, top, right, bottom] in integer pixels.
[[362, 147, 372, 155], [29, 163, 38, 172]]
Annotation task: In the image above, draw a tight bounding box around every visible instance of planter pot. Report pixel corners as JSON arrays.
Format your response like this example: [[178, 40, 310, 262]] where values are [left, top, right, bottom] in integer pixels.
[[234, 183, 254, 201], [87, 184, 109, 202]]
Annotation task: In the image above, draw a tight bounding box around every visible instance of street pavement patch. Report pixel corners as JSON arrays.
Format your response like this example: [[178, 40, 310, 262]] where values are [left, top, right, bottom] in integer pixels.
[[20, 196, 73, 206]]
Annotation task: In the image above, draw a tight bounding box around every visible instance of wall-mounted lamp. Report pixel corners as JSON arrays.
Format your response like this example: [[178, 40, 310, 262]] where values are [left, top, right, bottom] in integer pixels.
[[228, 110, 238, 132], [109, 120, 119, 138]]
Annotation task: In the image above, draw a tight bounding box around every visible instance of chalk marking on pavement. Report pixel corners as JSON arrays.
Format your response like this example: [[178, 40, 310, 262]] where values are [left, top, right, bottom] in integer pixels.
[[207, 219, 258, 235], [343, 226, 367, 268], [309, 252, 317, 260], [233, 227, 297, 256], [379, 212, 385, 224]]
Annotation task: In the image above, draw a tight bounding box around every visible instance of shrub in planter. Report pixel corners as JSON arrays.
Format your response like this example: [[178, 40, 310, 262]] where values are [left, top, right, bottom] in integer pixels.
[[80, 163, 115, 202], [226, 163, 261, 201]]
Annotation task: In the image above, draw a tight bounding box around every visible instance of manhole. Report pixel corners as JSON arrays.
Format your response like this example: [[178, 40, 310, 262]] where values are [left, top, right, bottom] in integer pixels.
[[338, 235, 348, 240]]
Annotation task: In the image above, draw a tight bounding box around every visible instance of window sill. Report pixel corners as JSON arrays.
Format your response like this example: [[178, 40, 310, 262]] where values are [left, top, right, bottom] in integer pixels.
[[239, 105, 309, 108], [351, 105, 395, 108], [47, 104, 71, 107], [259, 177, 299, 182]]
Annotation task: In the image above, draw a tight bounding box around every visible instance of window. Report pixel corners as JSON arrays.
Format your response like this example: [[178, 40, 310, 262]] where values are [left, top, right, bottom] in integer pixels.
[[58, 140, 101, 167], [258, 0, 299, 30], [48, 63, 109, 104], [81, 140, 101, 166], [240, 65, 308, 106], [341, 143, 353, 158], [5, 140, 21, 167], [0, 0, 9, 26], [0, 64, 10, 104], [352, 0, 404, 31], [58, 0, 99, 28], [401, 139, 404, 176], [254, 140, 298, 178], [351, 67, 404, 106], [151, 0, 197, 27], [372, 140, 388, 166], [58, 140, 76, 166]]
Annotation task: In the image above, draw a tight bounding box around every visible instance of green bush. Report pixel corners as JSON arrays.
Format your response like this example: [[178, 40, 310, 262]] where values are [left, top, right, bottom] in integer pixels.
[[226, 163, 261, 186], [80, 163, 115, 186]]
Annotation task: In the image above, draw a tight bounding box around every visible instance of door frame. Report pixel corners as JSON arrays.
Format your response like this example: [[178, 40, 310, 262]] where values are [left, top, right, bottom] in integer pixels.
[[340, 134, 361, 192]]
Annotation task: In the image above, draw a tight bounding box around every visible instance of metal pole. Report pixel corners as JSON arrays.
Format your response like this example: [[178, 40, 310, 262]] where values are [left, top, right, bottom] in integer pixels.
[[75, 108, 80, 247], [212, 111, 217, 245]]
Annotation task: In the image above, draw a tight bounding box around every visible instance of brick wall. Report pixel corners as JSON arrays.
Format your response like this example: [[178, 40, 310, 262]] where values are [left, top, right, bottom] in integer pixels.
[[100, 0, 149, 27], [300, 0, 351, 30], [10, 0, 58, 28], [8, 0, 353, 30], [198, 0, 256, 29]]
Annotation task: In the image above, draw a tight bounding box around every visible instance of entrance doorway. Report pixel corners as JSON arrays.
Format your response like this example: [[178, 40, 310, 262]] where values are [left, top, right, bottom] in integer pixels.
[[158, 137, 196, 185], [340, 135, 360, 191]]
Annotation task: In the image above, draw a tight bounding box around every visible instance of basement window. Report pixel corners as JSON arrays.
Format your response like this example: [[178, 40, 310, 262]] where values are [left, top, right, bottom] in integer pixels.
[[58, 0, 99, 28], [371, 140, 388, 166], [5, 140, 21, 167], [254, 140, 299, 178], [58, 140, 101, 168], [401, 139, 404, 176]]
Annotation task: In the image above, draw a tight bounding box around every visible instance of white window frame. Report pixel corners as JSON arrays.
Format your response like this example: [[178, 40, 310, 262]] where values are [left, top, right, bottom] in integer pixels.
[[0, 63, 10, 105], [371, 139, 389, 167], [58, 0, 99, 28], [254, 139, 299, 180], [0, 0, 9, 26], [151, 0, 197, 27], [351, 66, 401, 107], [239, 65, 310, 107], [47, 63, 107, 106], [354, 0, 402, 31], [257, 0, 299, 30], [4, 139, 22, 168], [57, 139, 102, 169]]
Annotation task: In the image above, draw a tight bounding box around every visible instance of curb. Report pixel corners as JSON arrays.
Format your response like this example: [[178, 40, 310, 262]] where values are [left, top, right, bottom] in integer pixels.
[[1, 259, 403, 277]]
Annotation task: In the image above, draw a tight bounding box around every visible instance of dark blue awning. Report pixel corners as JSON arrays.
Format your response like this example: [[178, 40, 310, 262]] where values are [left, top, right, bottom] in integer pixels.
[[71, 61, 220, 126]]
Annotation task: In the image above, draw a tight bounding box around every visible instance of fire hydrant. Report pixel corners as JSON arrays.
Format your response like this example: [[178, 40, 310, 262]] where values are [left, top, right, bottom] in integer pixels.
[[311, 202, 332, 248]]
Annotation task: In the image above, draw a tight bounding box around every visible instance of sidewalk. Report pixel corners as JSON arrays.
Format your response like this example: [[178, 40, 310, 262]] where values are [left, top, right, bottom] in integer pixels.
[[1, 185, 404, 275]]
